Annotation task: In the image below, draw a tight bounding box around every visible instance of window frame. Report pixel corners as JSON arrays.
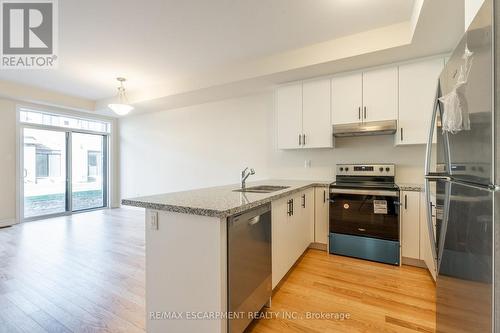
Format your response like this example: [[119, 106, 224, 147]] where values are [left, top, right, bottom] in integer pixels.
[[19, 108, 111, 135], [17, 106, 113, 222]]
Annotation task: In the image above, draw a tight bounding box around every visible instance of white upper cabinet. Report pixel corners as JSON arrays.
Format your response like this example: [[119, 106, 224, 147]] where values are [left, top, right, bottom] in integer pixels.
[[331, 72, 363, 125], [397, 58, 444, 145], [331, 67, 397, 125], [276, 80, 333, 150], [276, 83, 303, 149], [362, 67, 398, 122], [302, 79, 333, 148], [277, 56, 444, 148]]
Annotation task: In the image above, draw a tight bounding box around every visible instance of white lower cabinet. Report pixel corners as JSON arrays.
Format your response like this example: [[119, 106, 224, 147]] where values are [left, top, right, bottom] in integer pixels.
[[303, 188, 315, 247], [314, 187, 329, 245], [401, 191, 420, 259], [400, 189, 436, 280], [272, 188, 315, 289]]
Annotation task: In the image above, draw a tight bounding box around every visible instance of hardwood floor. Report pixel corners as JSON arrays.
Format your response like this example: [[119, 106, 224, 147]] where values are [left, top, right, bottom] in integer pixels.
[[248, 250, 436, 333], [0, 208, 435, 333], [0, 208, 146, 333]]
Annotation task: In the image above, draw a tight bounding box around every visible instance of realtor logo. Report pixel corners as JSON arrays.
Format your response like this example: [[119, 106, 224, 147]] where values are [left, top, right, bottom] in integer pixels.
[[0, 0, 58, 68]]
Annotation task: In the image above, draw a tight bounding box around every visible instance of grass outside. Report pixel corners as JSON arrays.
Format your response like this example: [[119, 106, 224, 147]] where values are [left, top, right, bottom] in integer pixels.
[[24, 190, 104, 218]]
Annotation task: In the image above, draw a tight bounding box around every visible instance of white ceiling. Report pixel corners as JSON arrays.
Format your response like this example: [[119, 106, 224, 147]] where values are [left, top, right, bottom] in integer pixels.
[[0, 0, 415, 101]]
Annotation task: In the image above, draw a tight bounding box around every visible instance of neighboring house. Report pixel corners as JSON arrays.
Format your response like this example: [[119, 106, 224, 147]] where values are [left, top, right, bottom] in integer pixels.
[[23, 135, 65, 188], [24, 133, 103, 197]]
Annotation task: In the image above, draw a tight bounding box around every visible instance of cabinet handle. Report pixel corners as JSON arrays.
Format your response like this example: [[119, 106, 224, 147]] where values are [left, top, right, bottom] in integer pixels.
[[302, 194, 306, 208], [401, 128, 404, 141], [404, 194, 407, 210], [323, 190, 326, 203], [298, 134, 302, 146], [287, 200, 290, 216], [358, 107, 361, 120], [303, 134, 306, 146], [364, 106, 367, 119], [291, 199, 294, 216]]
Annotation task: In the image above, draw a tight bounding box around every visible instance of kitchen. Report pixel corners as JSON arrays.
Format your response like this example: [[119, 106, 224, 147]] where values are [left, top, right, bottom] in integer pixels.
[[122, 52, 444, 331], [0, 0, 496, 333]]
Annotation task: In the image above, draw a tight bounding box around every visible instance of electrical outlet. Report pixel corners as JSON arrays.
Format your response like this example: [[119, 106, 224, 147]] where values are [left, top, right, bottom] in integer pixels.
[[150, 211, 159, 230]]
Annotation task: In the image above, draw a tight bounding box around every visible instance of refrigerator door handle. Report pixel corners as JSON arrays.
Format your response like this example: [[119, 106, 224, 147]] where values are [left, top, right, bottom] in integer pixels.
[[424, 179, 439, 270], [424, 85, 441, 176], [425, 175, 451, 181], [436, 181, 451, 273]]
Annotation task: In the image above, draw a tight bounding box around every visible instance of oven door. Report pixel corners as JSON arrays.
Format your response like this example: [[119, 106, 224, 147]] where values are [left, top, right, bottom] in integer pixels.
[[329, 188, 400, 241]]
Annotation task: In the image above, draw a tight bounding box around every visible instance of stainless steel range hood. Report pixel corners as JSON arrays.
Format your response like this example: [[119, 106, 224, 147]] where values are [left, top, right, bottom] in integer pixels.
[[333, 120, 397, 137]]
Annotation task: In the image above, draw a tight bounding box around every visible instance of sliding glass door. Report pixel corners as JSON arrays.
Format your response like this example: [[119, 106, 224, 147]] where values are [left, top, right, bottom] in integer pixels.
[[23, 128, 68, 219], [71, 133, 107, 211], [22, 128, 108, 220]]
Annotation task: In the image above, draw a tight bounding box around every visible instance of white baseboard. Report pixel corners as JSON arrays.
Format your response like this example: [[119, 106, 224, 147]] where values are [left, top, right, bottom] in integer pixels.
[[402, 257, 426, 268], [0, 218, 17, 228], [309, 242, 328, 251]]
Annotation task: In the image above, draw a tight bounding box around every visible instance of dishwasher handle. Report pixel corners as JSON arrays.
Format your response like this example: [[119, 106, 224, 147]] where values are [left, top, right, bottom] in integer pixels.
[[248, 216, 261, 225], [230, 203, 271, 224]]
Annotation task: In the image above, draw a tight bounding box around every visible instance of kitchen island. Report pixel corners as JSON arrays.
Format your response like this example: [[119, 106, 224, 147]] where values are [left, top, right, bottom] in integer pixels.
[[122, 180, 329, 333]]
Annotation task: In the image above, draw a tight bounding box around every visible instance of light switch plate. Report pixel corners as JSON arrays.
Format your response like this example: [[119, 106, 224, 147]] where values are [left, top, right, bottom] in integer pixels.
[[150, 211, 159, 230]]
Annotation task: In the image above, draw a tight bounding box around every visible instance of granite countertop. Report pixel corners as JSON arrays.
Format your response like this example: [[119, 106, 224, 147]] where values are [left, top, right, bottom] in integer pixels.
[[122, 179, 330, 218], [398, 183, 424, 192]]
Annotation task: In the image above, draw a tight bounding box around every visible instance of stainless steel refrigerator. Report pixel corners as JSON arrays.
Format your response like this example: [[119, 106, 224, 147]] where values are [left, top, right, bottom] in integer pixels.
[[424, 0, 499, 332]]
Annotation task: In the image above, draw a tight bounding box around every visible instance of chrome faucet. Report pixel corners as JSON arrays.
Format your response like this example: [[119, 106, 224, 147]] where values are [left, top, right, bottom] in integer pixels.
[[240, 167, 255, 189]]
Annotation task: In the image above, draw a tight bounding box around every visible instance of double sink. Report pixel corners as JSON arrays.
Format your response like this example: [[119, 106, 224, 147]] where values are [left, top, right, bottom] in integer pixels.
[[233, 185, 289, 194]]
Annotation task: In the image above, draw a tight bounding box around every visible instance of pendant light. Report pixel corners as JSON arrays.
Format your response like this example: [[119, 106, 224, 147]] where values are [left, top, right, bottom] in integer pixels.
[[108, 77, 134, 116]]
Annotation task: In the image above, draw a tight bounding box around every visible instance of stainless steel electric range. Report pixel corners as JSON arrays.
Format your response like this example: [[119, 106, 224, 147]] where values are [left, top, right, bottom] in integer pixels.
[[329, 164, 400, 265]]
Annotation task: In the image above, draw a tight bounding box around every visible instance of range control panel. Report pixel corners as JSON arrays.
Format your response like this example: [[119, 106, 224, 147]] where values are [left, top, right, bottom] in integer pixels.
[[336, 164, 395, 177]]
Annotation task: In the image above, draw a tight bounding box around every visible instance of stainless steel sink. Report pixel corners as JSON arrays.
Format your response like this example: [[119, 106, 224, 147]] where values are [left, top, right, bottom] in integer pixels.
[[233, 185, 290, 193]]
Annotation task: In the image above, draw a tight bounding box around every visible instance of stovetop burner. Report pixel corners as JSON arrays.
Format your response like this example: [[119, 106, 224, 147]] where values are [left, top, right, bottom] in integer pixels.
[[331, 181, 399, 190], [331, 164, 397, 190]]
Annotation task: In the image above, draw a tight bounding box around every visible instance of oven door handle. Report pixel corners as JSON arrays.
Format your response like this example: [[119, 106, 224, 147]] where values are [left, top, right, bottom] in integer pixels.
[[329, 188, 399, 197]]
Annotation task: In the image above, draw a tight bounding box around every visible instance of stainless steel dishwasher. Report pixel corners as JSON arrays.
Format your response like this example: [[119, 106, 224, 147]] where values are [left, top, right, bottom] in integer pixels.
[[227, 203, 271, 333]]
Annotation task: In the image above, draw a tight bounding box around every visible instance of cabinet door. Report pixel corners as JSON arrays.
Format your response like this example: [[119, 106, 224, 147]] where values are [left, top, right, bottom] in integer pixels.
[[420, 191, 436, 280], [397, 58, 443, 145], [401, 191, 420, 259], [362, 67, 398, 122], [276, 83, 303, 149], [331, 73, 363, 125], [302, 79, 333, 148], [301, 188, 315, 249], [314, 187, 329, 245], [290, 193, 304, 264], [271, 196, 292, 288]]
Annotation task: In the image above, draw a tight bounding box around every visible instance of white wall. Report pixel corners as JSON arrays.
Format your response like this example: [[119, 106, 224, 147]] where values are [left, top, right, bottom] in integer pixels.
[[0, 99, 18, 224], [465, 0, 485, 30], [120, 92, 427, 199]]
